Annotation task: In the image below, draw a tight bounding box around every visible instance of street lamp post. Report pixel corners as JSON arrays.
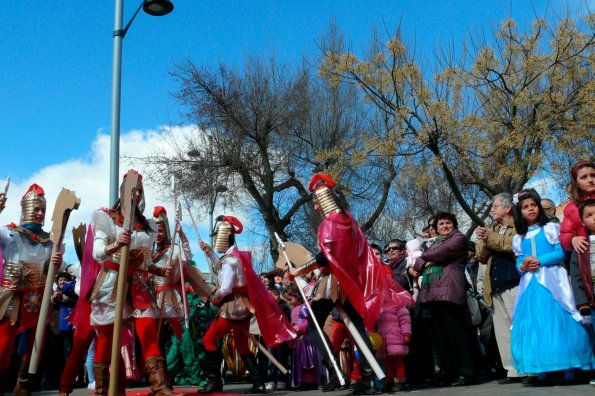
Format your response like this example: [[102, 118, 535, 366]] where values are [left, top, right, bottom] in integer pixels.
[[107, 2, 173, 395], [109, 0, 174, 206]]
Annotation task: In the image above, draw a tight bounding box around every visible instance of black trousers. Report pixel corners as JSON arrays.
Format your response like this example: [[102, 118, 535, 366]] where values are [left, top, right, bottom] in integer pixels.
[[307, 299, 375, 381], [423, 301, 476, 378]]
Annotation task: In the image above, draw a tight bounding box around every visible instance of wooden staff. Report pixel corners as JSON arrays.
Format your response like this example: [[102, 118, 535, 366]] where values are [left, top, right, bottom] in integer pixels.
[[181, 195, 219, 287], [240, 328, 289, 375], [274, 233, 345, 386], [156, 223, 180, 340], [176, 224, 190, 329], [108, 170, 140, 396], [335, 306, 385, 380], [29, 188, 80, 374]]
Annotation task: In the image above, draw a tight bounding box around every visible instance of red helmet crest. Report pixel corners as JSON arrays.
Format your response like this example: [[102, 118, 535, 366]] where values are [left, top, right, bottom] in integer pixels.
[[153, 206, 167, 218], [308, 173, 337, 193], [222, 215, 243, 234], [21, 183, 45, 204]]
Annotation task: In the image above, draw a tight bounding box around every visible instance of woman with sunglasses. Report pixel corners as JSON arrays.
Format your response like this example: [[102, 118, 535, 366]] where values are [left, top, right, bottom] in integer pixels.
[[385, 240, 411, 292]]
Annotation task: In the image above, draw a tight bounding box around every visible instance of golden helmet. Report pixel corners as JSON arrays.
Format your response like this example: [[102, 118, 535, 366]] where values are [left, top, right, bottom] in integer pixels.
[[153, 206, 171, 244], [308, 173, 341, 218], [213, 215, 243, 253], [20, 184, 46, 225]]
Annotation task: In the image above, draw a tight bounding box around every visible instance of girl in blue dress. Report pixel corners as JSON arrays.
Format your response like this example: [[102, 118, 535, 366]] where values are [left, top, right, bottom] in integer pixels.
[[511, 189, 594, 385]]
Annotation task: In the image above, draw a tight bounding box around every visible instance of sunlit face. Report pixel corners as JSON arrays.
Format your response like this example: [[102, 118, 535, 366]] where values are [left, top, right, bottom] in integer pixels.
[[520, 198, 540, 226], [33, 204, 46, 224], [576, 167, 595, 196], [156, 222, 167, 244], [581, 205, 595, 233], [436, 218, 455, 237], [57, 277, 68, 290], [371, 248, 383, 262], [285, 294, 300, 307], [385, 244, 402, 261], [540, 200, 555, 216], [490, 198, 511, 223], [428, 223, 438, 237], [282, 272, 293, 286]]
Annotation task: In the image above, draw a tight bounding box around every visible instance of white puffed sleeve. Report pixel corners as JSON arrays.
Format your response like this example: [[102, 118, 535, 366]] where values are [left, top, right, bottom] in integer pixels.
[[512, 234, 524, 257], [542, 222, 561, 245], [92, 210, 114, 262]]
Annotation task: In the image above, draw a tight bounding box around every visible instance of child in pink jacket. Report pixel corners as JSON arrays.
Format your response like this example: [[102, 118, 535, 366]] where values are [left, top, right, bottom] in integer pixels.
[[376, 304, 412, 392]]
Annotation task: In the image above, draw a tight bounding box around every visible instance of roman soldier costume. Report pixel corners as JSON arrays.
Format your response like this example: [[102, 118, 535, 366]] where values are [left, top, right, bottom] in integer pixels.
[[291, 173, 412, 395], [152, 206, 192, 339], [199, 216, 295, 394], [0, 184, 62, 396], [89, 172, 178, 396]]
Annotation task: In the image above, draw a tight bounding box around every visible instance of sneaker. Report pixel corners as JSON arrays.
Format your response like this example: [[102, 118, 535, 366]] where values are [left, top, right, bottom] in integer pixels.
[[87, 381, 95, 390], [265, 382, 276, 391], [276, 381, 287, 390], [590, 379, 595, 386]]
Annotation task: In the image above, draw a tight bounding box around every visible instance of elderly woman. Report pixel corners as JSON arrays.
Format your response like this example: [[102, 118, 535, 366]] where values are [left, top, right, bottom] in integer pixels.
[[412, 212, 475, 386]]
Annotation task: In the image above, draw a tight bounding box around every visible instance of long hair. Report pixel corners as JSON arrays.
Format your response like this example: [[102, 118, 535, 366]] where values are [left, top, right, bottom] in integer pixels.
[[111, 179, 153, 234], [513, 189, 550, 235], [569, 161, 595, 202]]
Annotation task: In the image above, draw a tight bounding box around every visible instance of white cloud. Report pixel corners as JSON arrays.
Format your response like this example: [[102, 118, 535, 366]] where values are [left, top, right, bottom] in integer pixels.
[[0, 127, 237, 273], [524, 174, 568, 206]]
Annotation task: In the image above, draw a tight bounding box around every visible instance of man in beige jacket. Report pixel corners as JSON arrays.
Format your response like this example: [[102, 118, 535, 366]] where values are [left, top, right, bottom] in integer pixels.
[[475, 192, 522, 384]]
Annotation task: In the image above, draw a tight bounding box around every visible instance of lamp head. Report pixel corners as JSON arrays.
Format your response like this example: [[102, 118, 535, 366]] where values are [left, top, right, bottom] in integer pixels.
[[143, 0, 174, 16]]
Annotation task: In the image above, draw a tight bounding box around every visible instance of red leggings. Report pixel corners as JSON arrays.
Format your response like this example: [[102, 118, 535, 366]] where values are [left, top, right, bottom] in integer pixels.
[[94, 318, 162, 363], [329, 320, 362, 382], [384, 355, 405, 380], [202, 317, 250, 355], [59, 326, 96, 393], [0, 319, 34, 371]]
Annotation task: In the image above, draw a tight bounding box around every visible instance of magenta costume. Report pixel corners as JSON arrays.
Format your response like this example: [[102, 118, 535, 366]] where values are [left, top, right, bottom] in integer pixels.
[[317, 210, 413, 330]]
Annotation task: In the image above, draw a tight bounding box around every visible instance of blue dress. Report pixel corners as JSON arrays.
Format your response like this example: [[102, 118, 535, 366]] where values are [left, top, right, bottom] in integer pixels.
[[511, 223, 595, 374]]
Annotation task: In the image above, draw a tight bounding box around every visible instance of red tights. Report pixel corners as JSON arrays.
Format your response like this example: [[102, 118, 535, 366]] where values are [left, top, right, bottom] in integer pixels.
[[0, 319, 34, 371], [202, 317, 250, 354], [384, 355, 405, 380], [95, 318, 162, 363]]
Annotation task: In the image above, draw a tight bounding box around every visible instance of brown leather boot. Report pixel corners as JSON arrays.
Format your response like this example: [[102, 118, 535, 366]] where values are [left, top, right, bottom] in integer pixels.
[[13, 359, 32, 396], [93, 362, 110, 396], [145, 356, 183, 396]]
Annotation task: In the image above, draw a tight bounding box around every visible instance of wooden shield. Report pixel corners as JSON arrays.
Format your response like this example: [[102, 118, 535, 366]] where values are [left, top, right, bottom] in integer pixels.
[[275, 241, 314, 269]]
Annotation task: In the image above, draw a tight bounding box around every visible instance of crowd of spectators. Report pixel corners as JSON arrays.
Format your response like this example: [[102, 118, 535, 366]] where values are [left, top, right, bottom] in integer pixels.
[[4, 161, 594, 393]]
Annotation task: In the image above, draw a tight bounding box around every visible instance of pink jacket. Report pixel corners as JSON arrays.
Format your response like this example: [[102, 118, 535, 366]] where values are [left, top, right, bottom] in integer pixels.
[[376, 307, 411, 356]]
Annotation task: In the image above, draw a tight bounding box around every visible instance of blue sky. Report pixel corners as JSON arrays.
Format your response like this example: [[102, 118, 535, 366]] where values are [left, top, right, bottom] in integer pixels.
[[0, 0, 588, 268]]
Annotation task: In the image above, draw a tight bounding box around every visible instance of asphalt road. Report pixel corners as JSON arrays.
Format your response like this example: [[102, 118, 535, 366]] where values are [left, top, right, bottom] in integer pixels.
[[31, 379, 595, 395]]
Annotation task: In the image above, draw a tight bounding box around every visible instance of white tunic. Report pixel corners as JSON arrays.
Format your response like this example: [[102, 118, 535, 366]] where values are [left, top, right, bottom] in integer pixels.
[[90, 210, 157, 326], [153, 241, 192, 319]]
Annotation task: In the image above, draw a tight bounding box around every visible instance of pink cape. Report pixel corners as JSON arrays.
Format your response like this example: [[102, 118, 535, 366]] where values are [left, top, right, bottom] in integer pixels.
[[318, 211, 413, 331], [69, 225, 99, 333], [232, 250, 296, 347]]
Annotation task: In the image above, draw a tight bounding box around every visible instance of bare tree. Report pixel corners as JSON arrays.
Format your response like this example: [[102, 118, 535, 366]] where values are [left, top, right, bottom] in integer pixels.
[[320, 13, 595, 226]]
